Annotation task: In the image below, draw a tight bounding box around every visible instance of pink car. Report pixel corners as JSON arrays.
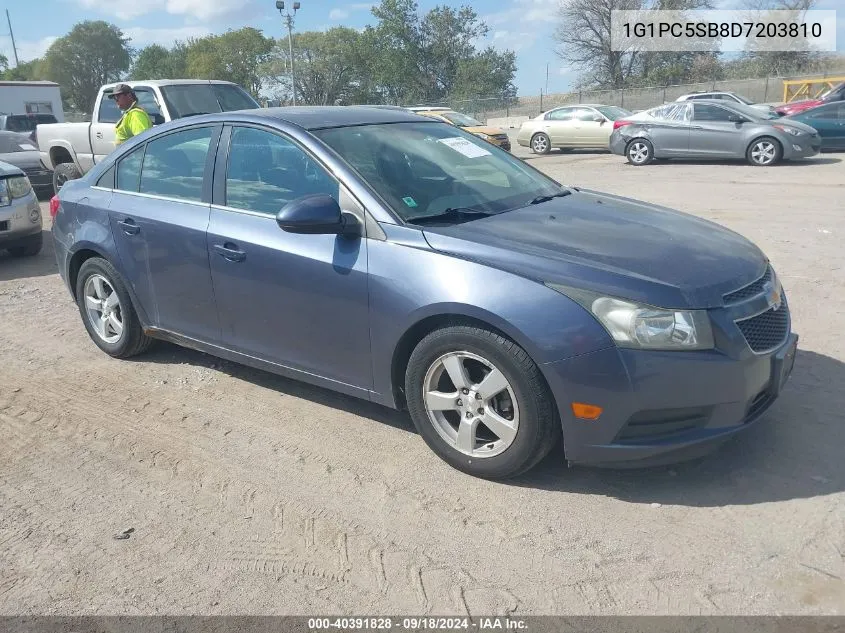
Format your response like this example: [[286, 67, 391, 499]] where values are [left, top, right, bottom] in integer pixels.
[[776, 82, 845, 116]]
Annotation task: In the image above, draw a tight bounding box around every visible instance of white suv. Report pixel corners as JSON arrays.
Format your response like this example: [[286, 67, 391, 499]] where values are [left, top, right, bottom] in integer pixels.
[[675, 91, 776, 114]]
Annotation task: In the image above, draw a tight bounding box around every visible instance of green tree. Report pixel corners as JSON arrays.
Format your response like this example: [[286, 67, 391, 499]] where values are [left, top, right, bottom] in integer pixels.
[[185, 27, 273, 96], [262, 28, 368, 105], [451, 48, 517, 105], [2, 58, 47, 81], [43, 20, 132, 110], [131, 43, 187, 79]]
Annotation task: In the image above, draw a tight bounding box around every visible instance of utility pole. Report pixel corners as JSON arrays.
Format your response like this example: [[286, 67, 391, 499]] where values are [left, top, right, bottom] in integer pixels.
[[276, 1, 301, 106], [6, 9, 19, 67], [545, 63, 549, 95]]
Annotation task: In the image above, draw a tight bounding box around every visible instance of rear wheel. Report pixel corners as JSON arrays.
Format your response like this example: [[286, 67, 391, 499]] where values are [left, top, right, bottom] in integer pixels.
[[405, 325, 559, 479], [75, 257, 152, 358], [531, 133, 551, 155], [53, 162, 81, 195], [626, 139, 654, 165], [746, 137, 782, 166]]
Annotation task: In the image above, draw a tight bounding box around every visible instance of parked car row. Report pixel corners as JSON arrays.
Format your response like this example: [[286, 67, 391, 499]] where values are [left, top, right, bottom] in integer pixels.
[[517, 88, 844, 165]]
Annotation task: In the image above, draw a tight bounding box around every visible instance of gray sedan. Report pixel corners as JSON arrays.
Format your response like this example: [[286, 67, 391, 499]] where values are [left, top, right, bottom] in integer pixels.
[[609, 100, 821, 166]]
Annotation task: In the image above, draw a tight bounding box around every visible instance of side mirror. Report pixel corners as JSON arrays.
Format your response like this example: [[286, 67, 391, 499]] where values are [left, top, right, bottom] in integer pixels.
[[728, 114, 746, 123], [276, 194, 360, 236]]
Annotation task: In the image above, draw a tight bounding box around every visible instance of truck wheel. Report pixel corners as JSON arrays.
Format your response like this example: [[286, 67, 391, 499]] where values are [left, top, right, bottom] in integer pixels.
[[53, 163, 81, 196]]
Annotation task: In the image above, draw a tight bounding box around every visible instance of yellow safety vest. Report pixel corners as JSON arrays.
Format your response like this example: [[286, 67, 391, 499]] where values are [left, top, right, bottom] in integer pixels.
[[115, 103, 153, 145]]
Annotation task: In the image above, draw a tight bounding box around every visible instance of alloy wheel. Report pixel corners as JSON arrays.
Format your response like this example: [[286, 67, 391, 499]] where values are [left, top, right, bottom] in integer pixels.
[[83, 274, 124, 344], [422, 351, 520, 458]]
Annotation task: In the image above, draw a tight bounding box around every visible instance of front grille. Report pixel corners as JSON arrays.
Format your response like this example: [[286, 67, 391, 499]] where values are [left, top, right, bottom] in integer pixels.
[[724, 266, 772, 304], [736, 304, 790, 353], [615, 406, 711, 444], [0, 221, 8, 232]]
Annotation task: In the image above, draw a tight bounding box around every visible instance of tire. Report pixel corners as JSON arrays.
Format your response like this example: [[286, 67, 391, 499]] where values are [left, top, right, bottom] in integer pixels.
[[53, 162, 82, 196], [746, 136, 782, 166], [404, 325, 559, 479], [75, 257, 152, 358], [626, 138, 654, 165], [531, 133, 551, 155], [8, 233, 43, 257]]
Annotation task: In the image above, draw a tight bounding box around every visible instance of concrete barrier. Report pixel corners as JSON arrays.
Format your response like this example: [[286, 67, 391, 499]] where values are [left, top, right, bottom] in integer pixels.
[[487, 116, 530, 129]]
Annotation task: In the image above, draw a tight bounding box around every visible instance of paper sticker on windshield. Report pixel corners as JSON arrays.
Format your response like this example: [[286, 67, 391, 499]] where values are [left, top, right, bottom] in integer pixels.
[[18, 143, 37, 151], [402, 197, 418, 208], [438, 137, 491, 158]]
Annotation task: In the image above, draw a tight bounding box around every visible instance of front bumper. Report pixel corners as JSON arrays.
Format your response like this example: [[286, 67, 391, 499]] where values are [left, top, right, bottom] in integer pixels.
[[0, 192, 43, 246], [782, 135, 821, 159], [543, 329, 798, 468]]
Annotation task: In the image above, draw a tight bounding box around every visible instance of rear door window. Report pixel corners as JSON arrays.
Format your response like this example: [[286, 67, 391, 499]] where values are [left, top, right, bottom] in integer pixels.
[[139, 126, 214, 202]]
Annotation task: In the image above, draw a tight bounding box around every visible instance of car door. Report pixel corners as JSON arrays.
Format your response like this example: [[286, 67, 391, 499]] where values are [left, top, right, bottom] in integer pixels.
[[206, 124, 372, 390], [688, 103, 745, 157], [108, 124, 222, 342], [571, 107, 609, 146], [91, 89, 121, 164], [543, 107, 577, 147], [803, 103, 845, 150], [645, 103, 692, 155]]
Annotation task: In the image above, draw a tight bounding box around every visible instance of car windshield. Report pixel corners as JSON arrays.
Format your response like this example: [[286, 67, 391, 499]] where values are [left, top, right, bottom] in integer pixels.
[[159, 84, 260, 118], [1, 114, 57, 132], [820, 82, 844, 101], [729, 102, 778, 120], [441, 111, 484, 127], [0, 133, 36, 153], [313, 121, 565, 223], [595, 106, 631, 120]]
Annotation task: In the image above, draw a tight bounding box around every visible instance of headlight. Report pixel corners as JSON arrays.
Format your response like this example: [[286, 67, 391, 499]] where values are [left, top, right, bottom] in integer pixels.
[[774, 125, 803, 137], [7, 176, 32, 199], [547, 284, 715, 350]]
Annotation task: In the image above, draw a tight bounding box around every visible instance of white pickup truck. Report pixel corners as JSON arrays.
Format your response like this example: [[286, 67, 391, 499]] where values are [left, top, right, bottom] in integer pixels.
[[36, 79, 261, 194]]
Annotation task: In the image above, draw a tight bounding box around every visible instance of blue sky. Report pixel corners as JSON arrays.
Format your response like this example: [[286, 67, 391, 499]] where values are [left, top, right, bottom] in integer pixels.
[[1, 0, 843, 97]]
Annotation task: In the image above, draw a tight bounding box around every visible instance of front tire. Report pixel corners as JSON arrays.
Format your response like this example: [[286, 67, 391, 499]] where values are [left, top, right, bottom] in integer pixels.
[[75, 257, 152, 358], [626, 139, 654, 165], [405, 325, 559, 479], [746, 137, 782, 166], [53, 162, 82, 196]]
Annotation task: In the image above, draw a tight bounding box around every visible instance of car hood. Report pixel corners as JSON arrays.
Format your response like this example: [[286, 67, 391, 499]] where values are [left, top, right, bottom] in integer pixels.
[[777, 99, 821, 113], [420, 189, 768, 309], [0, 151, 43, 171], [0, 159, 25, 177], [465, 126, 506, 136]]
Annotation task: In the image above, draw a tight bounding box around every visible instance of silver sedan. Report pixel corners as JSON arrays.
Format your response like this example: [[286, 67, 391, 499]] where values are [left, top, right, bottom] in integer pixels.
[[609, 100, 821, 166], [0, 160, 42, 257]]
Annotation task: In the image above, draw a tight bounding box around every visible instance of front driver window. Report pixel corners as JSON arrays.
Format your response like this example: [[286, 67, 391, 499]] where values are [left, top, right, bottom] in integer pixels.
[[225, 126, 339, 215]]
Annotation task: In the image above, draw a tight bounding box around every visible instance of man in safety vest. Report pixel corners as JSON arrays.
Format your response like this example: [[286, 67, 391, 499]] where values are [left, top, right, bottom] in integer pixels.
[[110, 83, 153, 146]]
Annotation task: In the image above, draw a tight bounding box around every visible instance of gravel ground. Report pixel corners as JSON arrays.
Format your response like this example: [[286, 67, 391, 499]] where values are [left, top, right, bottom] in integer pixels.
[[0, 146, 843, 616]]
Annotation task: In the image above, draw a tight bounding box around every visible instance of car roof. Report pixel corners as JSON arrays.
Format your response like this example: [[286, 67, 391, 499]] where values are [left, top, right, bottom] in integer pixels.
[[157, 106, 431, 131], [101, 79, 242, 89]]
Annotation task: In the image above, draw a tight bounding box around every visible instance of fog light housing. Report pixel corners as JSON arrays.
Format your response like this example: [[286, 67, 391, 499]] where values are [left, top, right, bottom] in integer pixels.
[[792, 144, 802, 151], [29, 207, 40, 223]]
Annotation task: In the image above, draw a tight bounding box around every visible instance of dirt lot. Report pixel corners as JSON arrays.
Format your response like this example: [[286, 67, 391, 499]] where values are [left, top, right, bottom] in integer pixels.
[[1, 149, 843, 616]]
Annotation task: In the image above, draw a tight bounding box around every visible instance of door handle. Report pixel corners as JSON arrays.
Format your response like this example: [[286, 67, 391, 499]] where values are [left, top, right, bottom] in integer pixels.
[[117, 218, 140, 235], [691, 125, 704, 129], [214, 243, 246, 262], [96, 132, 103, 139]]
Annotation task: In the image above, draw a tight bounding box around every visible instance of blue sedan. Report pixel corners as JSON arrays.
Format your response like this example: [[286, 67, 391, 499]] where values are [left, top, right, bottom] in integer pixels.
[[51, 107, 798, 478]]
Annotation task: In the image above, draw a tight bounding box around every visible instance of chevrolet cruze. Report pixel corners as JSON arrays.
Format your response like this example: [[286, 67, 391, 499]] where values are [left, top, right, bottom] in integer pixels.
[[51, 107, 798, 479]]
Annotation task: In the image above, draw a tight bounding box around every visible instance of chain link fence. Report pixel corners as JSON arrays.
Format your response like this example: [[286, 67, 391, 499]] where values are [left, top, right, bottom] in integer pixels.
[[412, 68, 845, 127]]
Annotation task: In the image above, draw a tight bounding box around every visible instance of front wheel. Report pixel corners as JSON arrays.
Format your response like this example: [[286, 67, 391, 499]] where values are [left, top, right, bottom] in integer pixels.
[[75, 257, 152, 358], [626, 139, 654, 165], [746, 137, 782, 166], [405, 326, 559, 479], [53, 162, 82, 196]]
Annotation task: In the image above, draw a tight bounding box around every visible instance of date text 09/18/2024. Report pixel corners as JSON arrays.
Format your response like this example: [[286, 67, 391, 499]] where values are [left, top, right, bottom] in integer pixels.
[[307, 617, 528, 630]]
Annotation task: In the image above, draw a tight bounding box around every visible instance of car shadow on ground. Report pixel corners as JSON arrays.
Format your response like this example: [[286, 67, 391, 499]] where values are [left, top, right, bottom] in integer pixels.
[[633, 157, 842, 167], [513, 348, 845, 507], [0, 229, 58, 281], [136, 342, 417, 435]]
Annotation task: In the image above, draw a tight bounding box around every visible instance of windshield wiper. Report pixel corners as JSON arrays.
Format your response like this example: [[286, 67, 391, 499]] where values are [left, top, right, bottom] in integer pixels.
[[407, 207, 495, 225], [530, 190, 572, 205]]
